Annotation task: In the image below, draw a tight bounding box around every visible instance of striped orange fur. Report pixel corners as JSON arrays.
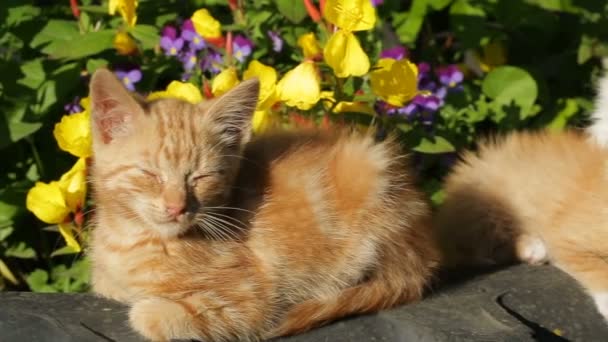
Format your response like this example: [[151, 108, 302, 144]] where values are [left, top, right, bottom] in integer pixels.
[[88, 69, 439, 341]]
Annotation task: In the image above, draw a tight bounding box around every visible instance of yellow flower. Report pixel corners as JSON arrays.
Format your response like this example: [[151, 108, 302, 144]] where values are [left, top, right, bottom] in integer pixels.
[[80, 97, 90, 111], [58, 223, 82, 253], [108, 0, 138, 27], [370, 58, 418, 106], [481, 41, 507, 72], [277, 61, 320, 110], [26, 181, 70, 224], [212, 68, 240, 97], [324, 30, 369, 78], [324, 0, 376, 32], [320, 91, 375, 115], [191, 9, 221, 39], [113, 32, 137, 55], [58, 158, 87, 212], [298, 33, 322, 59], [243, 60, 278, 110], [147, 81, 203, 104], [54, 111, 92, 158], [252, 110, 276, 133]]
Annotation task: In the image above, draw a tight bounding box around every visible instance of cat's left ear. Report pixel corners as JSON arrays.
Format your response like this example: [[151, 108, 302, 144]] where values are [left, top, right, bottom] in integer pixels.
[[203, 78, 260, 148]]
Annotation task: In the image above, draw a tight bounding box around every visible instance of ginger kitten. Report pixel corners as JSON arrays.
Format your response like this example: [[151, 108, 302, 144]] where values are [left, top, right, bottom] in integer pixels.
[[87, 69, 439, 341], [435, 129, 608, 321]]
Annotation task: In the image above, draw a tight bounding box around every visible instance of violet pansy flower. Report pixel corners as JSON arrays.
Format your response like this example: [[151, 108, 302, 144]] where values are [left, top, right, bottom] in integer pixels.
[[232, 35, 253, 62], [181, 19, 206, 51], [160, 25, 184, 56], [115, 68, 142, 91], [380, 46, 408, 60], [267, 31, 283, 52]]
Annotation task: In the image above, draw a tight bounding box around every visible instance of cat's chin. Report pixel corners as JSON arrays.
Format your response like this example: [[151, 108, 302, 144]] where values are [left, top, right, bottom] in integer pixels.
[[148, 221, 192, 239]]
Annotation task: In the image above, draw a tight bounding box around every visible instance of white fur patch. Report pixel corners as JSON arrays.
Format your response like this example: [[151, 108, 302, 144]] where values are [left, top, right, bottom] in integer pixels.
[[517, 235, 548, 265], [587, 66, 608, 147], [593, 292, 608, 321]]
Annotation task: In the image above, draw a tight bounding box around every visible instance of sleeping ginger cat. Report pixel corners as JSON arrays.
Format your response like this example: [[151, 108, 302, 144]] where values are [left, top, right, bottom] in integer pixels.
[[87, 69, 439, 341], [435, 129, 608, 322]]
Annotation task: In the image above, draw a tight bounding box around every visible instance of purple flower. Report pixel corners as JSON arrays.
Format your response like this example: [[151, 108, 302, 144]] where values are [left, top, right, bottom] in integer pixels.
[[181, 19, 206, 51], [114, 68, 142, 91], [181, 50, 198, 72], [412, 94, 442, 112], [380, 46, 408, 60], [232, 35, 253, 62], [437, 65, 464, 88], [201, 49, 223, 74], [371, 0, 384, 6], [267, 31, 283, 52], [160, 25, 184, 56], [64, 96, 83, 114]]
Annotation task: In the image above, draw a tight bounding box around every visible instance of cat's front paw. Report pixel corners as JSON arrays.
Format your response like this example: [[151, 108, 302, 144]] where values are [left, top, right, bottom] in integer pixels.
[[516, 234, 548, 265], [593, 292, 608, 321], [129, 297, 198, 341]]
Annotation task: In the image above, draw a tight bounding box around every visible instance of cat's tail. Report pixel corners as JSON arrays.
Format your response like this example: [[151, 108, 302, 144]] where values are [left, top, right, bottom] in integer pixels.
[[432, 142, 526, 269], [588, 65, 608, 147]]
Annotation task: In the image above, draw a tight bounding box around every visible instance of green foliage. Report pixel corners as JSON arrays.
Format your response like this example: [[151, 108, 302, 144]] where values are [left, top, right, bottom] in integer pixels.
[[1, 0, 607, 292]]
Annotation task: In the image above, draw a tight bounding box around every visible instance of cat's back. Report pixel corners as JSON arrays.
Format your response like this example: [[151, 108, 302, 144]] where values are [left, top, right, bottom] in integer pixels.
[[237, 129, 433, 296], [447, 130, 605, 194]]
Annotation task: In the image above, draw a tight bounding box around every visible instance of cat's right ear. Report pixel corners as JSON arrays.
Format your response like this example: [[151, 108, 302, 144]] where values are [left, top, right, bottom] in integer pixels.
[[89, 68, 144, 145]]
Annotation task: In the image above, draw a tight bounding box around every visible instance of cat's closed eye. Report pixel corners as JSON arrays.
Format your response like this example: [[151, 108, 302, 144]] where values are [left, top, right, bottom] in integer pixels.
[[138, 168, 163, 184]]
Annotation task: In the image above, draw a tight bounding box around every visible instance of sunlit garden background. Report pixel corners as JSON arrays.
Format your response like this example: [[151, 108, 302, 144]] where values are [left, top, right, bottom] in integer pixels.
[[1, 0, 607, 292]]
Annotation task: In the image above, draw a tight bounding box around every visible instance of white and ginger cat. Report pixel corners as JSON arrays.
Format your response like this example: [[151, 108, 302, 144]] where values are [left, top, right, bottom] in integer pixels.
[[435, 129, 608, 322], [87, 69, 440, 341]]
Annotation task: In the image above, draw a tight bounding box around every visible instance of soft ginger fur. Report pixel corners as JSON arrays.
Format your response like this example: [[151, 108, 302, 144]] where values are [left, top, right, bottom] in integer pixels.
[[87, 69, 439, 341], [435, 129, 608, 322]]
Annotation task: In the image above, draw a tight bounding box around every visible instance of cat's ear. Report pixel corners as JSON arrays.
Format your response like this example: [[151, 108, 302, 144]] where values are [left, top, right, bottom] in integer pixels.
[[203, 78, 260, 148], [89, 68, 144, 145]]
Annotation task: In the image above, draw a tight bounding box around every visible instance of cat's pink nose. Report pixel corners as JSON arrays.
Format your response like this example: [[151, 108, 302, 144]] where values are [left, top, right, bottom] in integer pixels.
[[165, 204, 186, 218]]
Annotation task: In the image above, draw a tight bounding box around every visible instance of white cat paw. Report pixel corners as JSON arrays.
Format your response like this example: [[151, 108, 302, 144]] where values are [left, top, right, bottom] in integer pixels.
[[593, 292, 608, 321], [516, 235, 548, 265]]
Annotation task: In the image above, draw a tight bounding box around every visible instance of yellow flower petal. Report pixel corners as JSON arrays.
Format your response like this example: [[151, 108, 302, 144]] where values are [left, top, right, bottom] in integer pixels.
[[334, 101, 376, 115], [244, 60, 278, 110], [113, 32, 137, 55], [370, 58, 418, 106], [191, 9, 221, 39], [212, 68, 240, 97], [252, 110, 275, 134], [324, 30, 370, 78], [147, 82, 203, 104], [298, 33, 322, 59], [26, 181, 70, 224], [54, 111, 92, 158], [277, 61, 320, 110], [108, 0, 138, 27], [58, 158, 87, 212], [58, 223, 82, 252], [324, 0, 376, 32], [80, 97, 90, 111]]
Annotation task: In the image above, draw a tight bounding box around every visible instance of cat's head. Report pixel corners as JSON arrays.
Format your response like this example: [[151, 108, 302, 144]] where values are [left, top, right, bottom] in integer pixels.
[[89, 69, 259, 238]]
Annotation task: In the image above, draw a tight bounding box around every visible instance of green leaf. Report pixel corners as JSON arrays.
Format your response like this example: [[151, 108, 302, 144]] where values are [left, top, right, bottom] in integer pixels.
[[7, 122, 42, 143], [547, 98, 579, 132], [428, 0, 453, 10], [30, 20, 79, 49], [6, 5, 41, 27], [86, 58, 109, 74], [41, 30, 115, 60], [395, 0, 428, 44], [5, 241, 36, 259], [0, 259, 18, 285], [482, 66, 538, 114], [275, 0, 307, 24], [413, 136, 456, 154], [449, 0, 487, 48], [51, 246, 81, 257], [0, 227, 13, 241], [129, 25, 160, 50], [18, 59, 46, 90], [26, 269, 57, 293]]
